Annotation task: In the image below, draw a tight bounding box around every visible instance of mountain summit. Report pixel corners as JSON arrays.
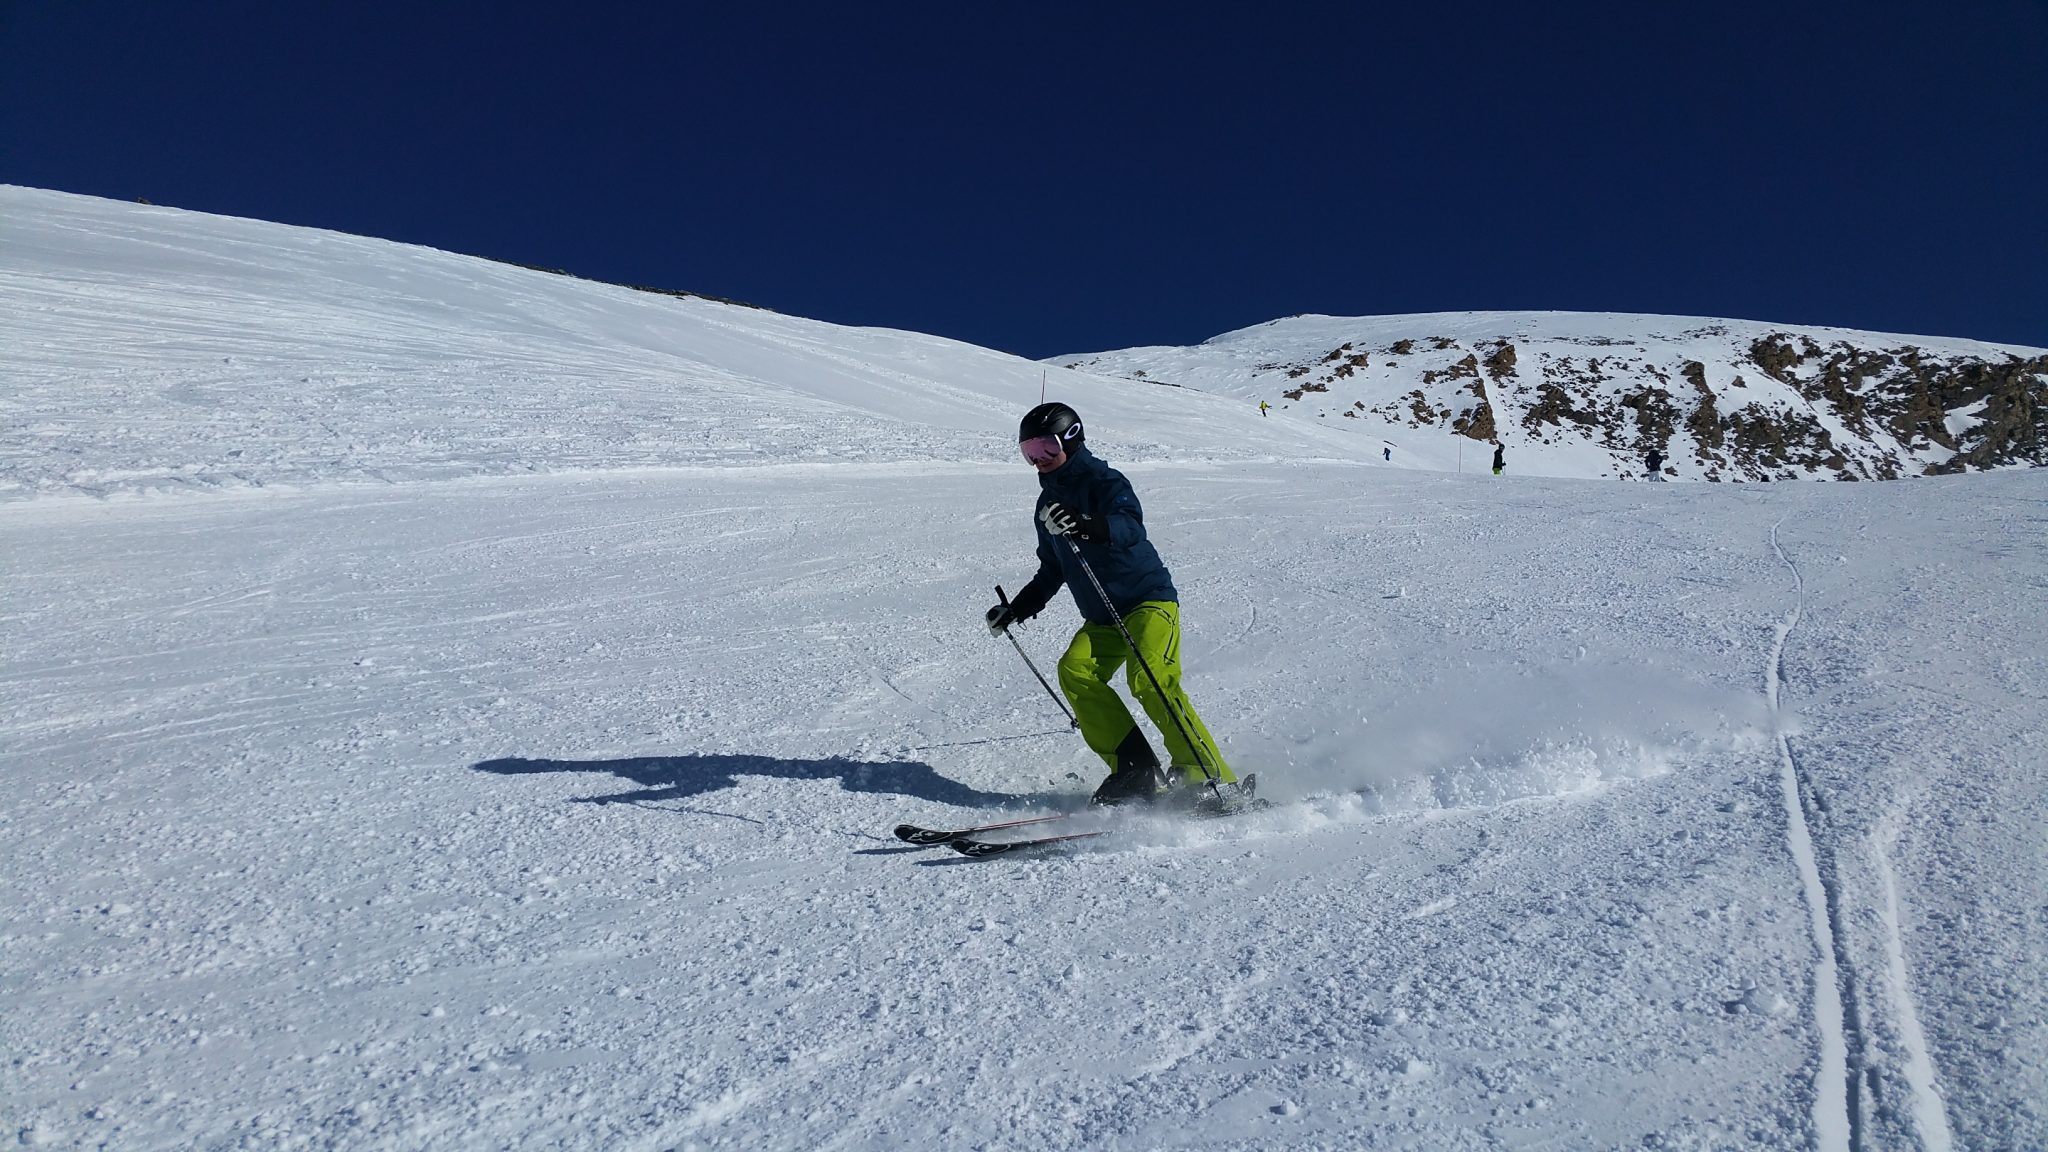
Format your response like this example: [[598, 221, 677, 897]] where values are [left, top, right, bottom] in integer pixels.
[[1054, 313, 2047, 481]]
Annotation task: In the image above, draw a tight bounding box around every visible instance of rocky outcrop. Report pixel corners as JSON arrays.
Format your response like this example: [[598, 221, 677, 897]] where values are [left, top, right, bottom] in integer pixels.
[[1748, 335, 2048, 475], [1056, 315, 2047, 481], [1450, 332, 2038, 478]]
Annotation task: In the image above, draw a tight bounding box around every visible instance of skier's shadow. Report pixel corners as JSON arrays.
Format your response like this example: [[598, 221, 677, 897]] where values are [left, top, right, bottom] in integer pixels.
[[472, 753, 1028, 810]]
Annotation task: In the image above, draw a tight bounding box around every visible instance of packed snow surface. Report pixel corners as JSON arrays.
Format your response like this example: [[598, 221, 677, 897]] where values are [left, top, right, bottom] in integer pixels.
[[3, 189, 2044, 1149]]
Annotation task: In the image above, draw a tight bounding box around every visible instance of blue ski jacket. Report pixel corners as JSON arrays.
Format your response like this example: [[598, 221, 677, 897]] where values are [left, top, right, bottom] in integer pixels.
[[1010, 446, 1177, 626]]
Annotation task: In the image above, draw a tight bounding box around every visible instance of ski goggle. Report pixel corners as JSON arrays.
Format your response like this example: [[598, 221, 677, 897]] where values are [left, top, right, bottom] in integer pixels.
[[1019, 434, 1065, 465]]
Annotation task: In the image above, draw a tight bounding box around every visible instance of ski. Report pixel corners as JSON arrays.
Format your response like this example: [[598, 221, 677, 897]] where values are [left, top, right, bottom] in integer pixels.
[[946, 775, 1268, 859], [893, 810, 1083, 845], [949, 830, 1113, 857]]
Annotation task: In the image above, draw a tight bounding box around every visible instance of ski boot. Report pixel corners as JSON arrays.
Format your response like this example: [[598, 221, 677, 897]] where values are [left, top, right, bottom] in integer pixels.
[[1162, 770, 1265, 818], [1090, 730, 1167, 807]]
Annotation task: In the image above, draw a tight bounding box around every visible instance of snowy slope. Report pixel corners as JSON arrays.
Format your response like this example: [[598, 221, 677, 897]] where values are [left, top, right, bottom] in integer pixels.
[[1054, 313, 2048, 482], [0, 186, 1356, 499], [3, 190, 2045, 1150]]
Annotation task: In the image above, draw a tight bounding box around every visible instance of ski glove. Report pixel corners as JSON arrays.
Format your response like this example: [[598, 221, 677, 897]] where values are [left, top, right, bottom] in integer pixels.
[[1039, 501, 1107, 542], [986, 601, 1036, 635]]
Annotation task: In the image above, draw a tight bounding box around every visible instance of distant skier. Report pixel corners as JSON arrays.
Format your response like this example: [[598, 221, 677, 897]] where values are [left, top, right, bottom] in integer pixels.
[[1645, 447, 1665, 479], [985, 402, 1237, 805], [1259, 400, 1271, 418], [1491, 442, 1505, 476]]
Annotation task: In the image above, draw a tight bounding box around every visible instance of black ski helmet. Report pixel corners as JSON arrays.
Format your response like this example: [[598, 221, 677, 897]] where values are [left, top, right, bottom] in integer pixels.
[[1019, 402, 1084, 450]]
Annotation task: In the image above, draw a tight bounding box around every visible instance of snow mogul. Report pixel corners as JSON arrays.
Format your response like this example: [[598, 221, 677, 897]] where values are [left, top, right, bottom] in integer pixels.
[[984, 402, 1242, 807]]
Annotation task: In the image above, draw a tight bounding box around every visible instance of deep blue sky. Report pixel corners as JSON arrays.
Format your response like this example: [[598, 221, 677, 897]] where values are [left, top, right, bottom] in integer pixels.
[[5, 2, 2044, 357]]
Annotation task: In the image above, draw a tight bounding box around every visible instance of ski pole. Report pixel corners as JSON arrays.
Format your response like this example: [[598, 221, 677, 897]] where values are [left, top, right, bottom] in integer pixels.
[[992, 585, 1078, 730], [1059, 538, 1223, 794]]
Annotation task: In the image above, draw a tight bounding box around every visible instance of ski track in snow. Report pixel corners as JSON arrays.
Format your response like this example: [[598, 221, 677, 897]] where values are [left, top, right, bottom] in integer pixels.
[[1873, 802, 1957, 1152], [1765, 517, 1857, 1152], [1767, 516, 1960, 1152]]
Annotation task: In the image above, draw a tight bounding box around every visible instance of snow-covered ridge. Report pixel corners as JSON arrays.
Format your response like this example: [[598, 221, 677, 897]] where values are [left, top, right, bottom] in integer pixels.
[[0, 187, 1351, 499], [1054, 312, 2048, 481], [9, 186, 2040, 496]]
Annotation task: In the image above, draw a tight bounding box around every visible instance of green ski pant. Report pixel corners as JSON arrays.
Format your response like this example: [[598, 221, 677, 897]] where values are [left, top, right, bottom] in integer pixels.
[[1056, 601, 1234, 784]]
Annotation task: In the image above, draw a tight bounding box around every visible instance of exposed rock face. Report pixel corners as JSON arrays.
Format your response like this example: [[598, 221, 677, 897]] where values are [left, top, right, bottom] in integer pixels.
[[1746, 335, 2048, 475], [1055, 314, 2048, 481]]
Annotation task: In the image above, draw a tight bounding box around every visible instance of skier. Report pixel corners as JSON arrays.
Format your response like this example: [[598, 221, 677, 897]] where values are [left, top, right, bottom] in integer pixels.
[[1258, 400, 1271, 418], [1492, 441, 1506, 476], [1645, 447, 1665, 479], [984, 402, 1237, 806]]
